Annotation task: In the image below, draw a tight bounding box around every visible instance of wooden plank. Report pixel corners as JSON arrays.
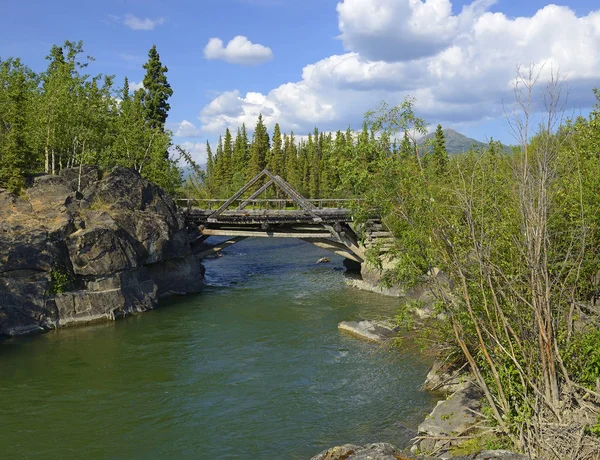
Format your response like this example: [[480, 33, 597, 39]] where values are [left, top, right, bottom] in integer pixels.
[[366, 231, 394, 237], [301, 239, 363, 263], [209, 169, 269, 218], [321, 222, 365, 261], [301, 237, 354, 251], [236, 179, 274, 210], [201, 229, 333, 238], [264, 172, 323, 222], [194, 236, 248, 258]]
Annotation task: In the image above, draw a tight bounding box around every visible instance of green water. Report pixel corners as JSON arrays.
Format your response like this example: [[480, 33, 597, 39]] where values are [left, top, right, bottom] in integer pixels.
[[0, 239, 435, 459]]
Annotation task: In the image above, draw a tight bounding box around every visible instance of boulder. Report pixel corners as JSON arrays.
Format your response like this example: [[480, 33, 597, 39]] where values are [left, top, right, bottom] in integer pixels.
[[346, 262, 404, 297], [423, 360, 467, 394], [311, 443, 427, 460], [60, 165, 102, 192], [27, 175, 77, 236], [67, 226, 139, 276], [416, 383, 483, 454], [338, 320, 399, 342]]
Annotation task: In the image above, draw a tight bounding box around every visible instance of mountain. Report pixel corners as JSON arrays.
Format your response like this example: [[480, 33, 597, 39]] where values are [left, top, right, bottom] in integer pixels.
[[417, 128, 508, 154], [181, 164, 206, 180]]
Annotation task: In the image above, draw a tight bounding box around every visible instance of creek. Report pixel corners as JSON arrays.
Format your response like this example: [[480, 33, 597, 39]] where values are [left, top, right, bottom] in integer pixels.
[[0, 238, 435, 459]]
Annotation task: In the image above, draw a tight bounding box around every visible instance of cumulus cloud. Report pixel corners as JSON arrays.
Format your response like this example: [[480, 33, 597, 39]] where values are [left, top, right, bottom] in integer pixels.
[[129, 80, 144, 92], [198, 1, 600, 135], [174, 142, 208, 164], [337, 0, 495, 61], [204, 36, 274, 65], [175, 120, 203, 137], [123, 14, 165, 31]]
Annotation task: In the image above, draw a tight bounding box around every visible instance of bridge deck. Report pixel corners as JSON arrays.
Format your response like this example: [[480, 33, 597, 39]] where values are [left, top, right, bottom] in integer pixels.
[[184, 208, 353, 225]]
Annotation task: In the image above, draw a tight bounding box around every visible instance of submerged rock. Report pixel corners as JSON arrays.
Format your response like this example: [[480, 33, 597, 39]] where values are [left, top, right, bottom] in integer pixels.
[[0, 167, 204, 339], [338, 319, 399, 342], [316, 257, 330, 264]]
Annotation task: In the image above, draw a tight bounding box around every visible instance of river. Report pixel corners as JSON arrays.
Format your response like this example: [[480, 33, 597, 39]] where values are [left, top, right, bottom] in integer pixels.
[[0, 238, 436, 459]]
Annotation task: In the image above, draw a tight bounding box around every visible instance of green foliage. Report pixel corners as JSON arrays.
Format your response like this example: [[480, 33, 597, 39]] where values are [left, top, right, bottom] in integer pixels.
[[141, 45, 173, 131], [248, 114, 270, 179], [432, 124, 448, 174], [565, 329, 600, 390], [330, 90, 600, 453], [51, 267, 72, 294], [450, 433, 514, 456], [0, 41, 181, 193], [586, 414, 600, 438], [0, 58, 38, 192]]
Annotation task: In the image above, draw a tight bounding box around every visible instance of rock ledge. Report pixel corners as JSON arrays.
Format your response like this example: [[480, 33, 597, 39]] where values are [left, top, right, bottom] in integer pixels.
[[338, 320, 399, 342]]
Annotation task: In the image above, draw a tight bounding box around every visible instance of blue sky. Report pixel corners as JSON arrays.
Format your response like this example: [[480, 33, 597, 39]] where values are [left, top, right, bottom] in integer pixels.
[[1, 0, 599, 162]]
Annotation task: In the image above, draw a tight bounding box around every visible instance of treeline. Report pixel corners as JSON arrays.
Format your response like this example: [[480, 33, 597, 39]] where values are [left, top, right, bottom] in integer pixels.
[[0, 41, 180, 193], [201, 105, 450, 199]]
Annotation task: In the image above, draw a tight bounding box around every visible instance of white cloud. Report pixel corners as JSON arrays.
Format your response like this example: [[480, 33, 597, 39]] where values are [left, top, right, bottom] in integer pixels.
[[174, 142, 208, 165], [204, 36, 274, 65], [175, 120, 203, 137], [336, 0, 495, 61], [129, 80, 144, 92], [123, 14, 165, 31], [198, 1, 600, 135]]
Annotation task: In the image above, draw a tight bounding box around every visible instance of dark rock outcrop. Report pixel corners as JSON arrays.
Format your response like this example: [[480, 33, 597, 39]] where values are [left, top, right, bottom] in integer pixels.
[[0, 167, 204, 338]]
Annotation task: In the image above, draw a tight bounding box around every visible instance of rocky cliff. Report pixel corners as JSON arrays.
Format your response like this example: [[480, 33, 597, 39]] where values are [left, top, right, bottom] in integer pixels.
[[0, 167, 204, 338]]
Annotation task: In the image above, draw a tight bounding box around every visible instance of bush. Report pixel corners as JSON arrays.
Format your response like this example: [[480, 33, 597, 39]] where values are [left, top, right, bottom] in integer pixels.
[[565, 329, 600, 390]]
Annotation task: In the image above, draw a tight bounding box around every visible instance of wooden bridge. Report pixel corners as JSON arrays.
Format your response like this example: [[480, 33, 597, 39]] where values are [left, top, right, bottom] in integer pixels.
[[179, 169, 392, 264]]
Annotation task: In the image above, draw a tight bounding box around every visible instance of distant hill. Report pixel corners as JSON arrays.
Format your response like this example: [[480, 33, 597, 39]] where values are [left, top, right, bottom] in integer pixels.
[[418, 128, 509, 154], [181, 164, 206, 181]]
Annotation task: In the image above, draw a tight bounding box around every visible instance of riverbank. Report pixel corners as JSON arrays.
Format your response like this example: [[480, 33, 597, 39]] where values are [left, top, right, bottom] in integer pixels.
[[335, 314, 526, 459]]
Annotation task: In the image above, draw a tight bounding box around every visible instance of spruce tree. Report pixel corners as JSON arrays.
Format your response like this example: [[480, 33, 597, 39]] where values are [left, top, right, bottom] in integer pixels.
[[332, 130, 347, 194], [400, 131, 413, 160], [141, 45, 173, 131], [223, 127, 233, 189], [320, 132, 334, 197], [122, 77, 130, 102], [432, 124, 448, 173], [248, 114, 270, 179], [269, 123, 283, 175], [285, 132, 300, 190], [298, 140, 309, 195], [205, 140, 214, 191], [214, 135, 224, 194]]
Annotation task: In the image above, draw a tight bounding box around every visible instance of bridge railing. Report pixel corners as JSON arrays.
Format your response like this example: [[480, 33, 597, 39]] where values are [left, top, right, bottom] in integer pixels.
[[176, 198, 363, 211]]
